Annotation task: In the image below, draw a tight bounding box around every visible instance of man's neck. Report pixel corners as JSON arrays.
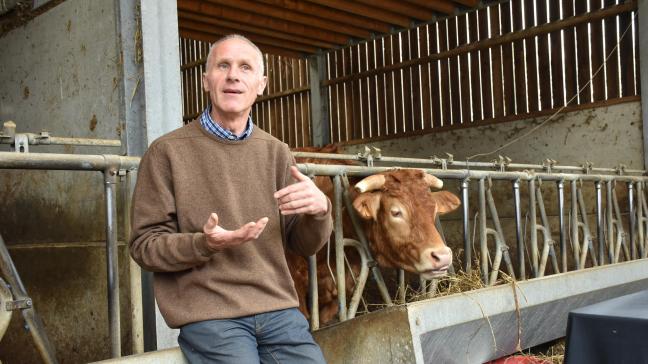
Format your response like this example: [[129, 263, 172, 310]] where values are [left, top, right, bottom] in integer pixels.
[[210, 110, 248, 135]]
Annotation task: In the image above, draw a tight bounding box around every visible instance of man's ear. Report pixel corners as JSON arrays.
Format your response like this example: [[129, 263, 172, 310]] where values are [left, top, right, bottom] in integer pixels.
[[353, 192, 381, 221], [202, 72, 210, 93], [257, 75, 268, 95], [431, 191, 461, 214]]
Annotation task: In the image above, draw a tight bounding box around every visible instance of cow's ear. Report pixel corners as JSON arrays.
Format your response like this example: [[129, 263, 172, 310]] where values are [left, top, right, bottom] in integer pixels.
[[431, 191, 461, 214], [353, 192, 381, 220]]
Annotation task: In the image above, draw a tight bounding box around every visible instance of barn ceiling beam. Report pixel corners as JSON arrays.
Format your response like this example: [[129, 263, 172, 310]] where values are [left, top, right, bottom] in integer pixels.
[[201, 0, 371, 39], [177, 0, 350, 45], [402, 0, 457, 15], [303, 0, 412, 28], [179, 29, 305, 59], [180, 20, 319, 53], [253, 0, 392, 34], [354, 0, 436, 21], [178, 10, 336, 50]]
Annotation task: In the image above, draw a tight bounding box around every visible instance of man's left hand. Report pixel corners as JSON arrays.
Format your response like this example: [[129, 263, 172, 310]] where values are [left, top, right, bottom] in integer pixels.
[[274, 166, 328, 216]]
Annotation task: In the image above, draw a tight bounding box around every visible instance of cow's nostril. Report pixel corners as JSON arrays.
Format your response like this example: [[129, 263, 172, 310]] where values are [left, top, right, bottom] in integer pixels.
[[430, 251, 441, 263]]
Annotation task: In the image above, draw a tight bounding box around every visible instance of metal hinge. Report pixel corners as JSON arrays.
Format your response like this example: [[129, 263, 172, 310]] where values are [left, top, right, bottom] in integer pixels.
[[6, 298, 32, 311]]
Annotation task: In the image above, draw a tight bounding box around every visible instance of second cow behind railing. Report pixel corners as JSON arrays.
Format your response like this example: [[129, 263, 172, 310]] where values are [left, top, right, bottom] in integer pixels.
[[286, 145, 462, 325]]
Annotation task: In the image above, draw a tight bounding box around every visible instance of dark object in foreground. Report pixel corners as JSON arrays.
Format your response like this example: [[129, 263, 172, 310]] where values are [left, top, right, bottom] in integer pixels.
[[564, 289, 648, 364]]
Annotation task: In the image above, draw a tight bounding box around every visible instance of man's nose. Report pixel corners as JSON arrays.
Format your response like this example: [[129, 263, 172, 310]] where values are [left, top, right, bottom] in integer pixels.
[[226, 67, 240, 81]]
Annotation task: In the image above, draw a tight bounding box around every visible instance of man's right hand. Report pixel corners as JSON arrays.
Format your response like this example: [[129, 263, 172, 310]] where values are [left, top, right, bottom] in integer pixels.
[[203, 213, 269, 251]]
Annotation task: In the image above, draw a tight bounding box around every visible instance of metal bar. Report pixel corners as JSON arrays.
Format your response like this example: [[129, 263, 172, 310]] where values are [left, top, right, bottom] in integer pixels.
[[293, 152, 646, 175], [628, 182, 636, 259], [333, 175, 347, 321], [612, 186, 630, 262], [513, 180, 525, 279], [577, 186, 599, 267], [344, 239, 370, 319], [104, 170, 121, 358], [485, 229, 503, 285], [557, 181, 567, 272], [596, 181, 605, 264], [308, 255, 319, 330], [571, 180, 580, 270], [638, 182, 647, 258], [0, 134, 122, 147], [339, 175, 392, 305], [462, 179, 471, 273], [536, 186, 558, 276], [0, 234, 58, 364], [486, 184, 515, 280], [607, 181, 615, 263], [125, 171, 144, 354], [529, 179, 538, 278], [0, 152, 139, 171], [398, 270, 406, 304], [297, 163, 648, 183], [478, 179, 488, 284]]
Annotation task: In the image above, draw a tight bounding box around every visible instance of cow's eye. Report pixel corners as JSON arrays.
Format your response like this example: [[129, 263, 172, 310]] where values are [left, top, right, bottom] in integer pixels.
[[391, 209, 402, 218]]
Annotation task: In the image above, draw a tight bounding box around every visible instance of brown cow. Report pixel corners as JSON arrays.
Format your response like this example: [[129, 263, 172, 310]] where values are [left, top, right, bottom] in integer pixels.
[[287, 149, 461, 325]]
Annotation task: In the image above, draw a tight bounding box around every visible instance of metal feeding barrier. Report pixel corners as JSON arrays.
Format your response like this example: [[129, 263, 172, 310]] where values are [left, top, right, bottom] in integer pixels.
[[295, 148, 648, 330], [2, 146, 648, 362]]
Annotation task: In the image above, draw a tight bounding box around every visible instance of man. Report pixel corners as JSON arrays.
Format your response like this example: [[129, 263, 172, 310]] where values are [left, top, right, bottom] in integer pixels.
[[129, 34, 331, 363]]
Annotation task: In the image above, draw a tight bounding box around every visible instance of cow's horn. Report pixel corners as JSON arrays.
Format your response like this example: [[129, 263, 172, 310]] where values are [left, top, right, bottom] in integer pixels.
[[424, 173, 443, 189], [355, 174, 386, 193]]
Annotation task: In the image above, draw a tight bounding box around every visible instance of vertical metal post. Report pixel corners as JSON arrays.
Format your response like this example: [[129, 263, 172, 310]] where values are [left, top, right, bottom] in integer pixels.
[[513, 180, 524, 279], [607, 181, 615, 263], [628, 182, 636, 259], [478, 179, 488, 284], [104, 170, 121, 358], [557, 181, 567, 272], [638, 182, 646, 258], [461, 179, 471, 273], [309, 52, 330, 147], [333, 175, 347, 321], [125, 171, 144, 354], [596, 181, 604, 264], [528, 179, 538, 278], [308, 255, 319, 330], [571, 180, 579, 270]]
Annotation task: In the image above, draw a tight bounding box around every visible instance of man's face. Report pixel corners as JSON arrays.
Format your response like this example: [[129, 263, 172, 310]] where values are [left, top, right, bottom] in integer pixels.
[[202, 39, 267, 120]]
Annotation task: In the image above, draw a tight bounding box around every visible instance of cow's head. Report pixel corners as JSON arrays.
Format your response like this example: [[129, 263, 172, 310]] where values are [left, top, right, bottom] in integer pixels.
[[352, 169, 461, 279]]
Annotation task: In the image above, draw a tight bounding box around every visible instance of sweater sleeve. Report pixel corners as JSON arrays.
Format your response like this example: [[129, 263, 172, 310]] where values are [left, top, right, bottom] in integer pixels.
[[129, 144, 216, 272], [282, 153, 334, 257]]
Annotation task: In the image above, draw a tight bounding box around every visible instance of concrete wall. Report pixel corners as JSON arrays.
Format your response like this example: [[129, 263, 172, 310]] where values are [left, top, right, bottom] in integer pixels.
[[0, 1, 132, 363], [339, 102, 643, 278]]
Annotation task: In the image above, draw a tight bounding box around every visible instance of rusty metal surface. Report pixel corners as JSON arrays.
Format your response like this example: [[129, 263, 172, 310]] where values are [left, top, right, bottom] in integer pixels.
[[313, 305, 415, 364]]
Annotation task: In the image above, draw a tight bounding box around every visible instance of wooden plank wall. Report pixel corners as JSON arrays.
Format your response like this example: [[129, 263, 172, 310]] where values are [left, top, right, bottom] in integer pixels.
[[179, 0, 639, 147]]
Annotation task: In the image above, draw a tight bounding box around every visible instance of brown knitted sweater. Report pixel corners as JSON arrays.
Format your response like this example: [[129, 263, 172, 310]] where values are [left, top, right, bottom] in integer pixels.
[[129, 121, 332, 328]]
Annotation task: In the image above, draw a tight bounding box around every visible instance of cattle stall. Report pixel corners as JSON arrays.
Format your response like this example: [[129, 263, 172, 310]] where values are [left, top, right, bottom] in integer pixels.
[[1, 0, 648, 363]]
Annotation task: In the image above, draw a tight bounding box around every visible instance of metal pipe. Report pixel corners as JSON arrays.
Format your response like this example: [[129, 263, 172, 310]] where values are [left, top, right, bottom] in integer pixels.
[[344, 239, 370, 319], [571, 180, 580, 271], [104, 170, 121, 358], [340, 175, 392, 305], [513, 180, 525, 279], [0, 234, 58, 364], [125, 171, 144, 354], [486, 184, 515, 280], [478, 179, 489, 284], [308, 255, 319, 330], [397, 269, 406, 304], [612, 187, 630, 262], [298, 163, 648, 183], [528, 179, 538, 278], [293, 152, 646, 175], [628, 182, 636, 260], [486, 229, 503, 285], [607, 181, 615, 263], [0, 134, 122, 147], [332, 175, 347, 321], [638, 182, 647, 258], [596, 181, 605, 264], [557, 181, 567, 272], [0, 152, 139, 171], [577, 187, 598, 267], [536, 186, 559, 275], [461, 179, 471, 273]]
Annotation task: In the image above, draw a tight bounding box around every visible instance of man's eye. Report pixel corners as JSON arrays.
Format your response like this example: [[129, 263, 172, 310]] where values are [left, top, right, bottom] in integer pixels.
[[218, 63, 229, 69], [241, 64, 251, 71]]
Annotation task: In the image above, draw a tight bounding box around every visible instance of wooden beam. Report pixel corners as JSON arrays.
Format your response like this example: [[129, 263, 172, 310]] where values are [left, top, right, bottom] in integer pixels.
[[304, 0, 412, 28], [254, 0, 391, 34], [402, 0, 457, 14], [180, 20, 319, 53], [177, 0, 349, 45], [354, 0, 436, 20], [201, 0, 371, 39], [179, 29, 306, 58], [178, 10, 337, 49], [451, 0, 480, 7], [324, 2, 637, 86]]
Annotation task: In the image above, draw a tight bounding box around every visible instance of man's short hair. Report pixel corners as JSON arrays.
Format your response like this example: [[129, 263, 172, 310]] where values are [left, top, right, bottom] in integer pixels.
[[206, 34, 265, 76]]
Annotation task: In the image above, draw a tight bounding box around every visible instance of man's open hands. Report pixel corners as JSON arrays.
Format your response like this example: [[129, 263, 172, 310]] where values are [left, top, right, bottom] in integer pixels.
[[203, 213, 269, 250], [274, 166, 328, 216]]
